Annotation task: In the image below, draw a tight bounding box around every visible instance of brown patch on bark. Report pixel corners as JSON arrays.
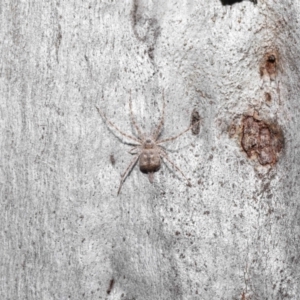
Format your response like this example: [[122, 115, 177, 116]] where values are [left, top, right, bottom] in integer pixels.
[[265, 92, 272, 104], [228, 123, 237, 138], [241, 291, 251, 299], [190, 109, 201, 135], [260, 52, 278, 80], [241, 116, 284, 165]]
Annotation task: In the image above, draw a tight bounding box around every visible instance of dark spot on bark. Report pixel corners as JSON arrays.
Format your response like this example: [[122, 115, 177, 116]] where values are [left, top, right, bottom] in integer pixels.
[[55, 23, 62, 63], [107, 278, 115, 294], [260, 52, 278, 80], [265, 92, 272, 103], [175, 231, 180, 235], [148, 46, 154, 60], [132, 0, 138, 27], [110, 154, 116, 166], [241, 116, 284, 165], [190, 109, 201, 135], [267, 55, 276, 63], [204, 211, 210, 215]]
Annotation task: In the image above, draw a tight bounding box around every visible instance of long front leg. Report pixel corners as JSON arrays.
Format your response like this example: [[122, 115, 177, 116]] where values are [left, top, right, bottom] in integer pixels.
[[117, 155, 140, 195], [160, 150, 191, 187], [157, 120, 201, 145], [96, 106, 141, 145]]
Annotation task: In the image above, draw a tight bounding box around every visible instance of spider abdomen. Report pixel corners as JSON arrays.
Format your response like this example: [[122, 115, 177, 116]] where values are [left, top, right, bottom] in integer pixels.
[[139, 149, 161, 173]]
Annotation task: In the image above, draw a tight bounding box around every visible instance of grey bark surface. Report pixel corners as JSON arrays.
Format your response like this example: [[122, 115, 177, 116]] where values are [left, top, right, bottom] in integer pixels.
[[1, 1, 300, 299]]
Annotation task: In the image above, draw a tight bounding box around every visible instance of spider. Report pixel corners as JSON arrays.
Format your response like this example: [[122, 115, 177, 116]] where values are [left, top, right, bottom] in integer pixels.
[[96, 91, 200, 195]]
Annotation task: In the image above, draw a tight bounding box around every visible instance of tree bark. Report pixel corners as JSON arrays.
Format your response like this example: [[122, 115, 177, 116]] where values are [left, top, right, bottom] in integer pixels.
[[1, 0, 299, 299]]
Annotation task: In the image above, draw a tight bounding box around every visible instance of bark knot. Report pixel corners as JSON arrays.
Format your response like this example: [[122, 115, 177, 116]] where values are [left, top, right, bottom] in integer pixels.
[[260, 52, 278, 80], [241, 116, 284, 165]]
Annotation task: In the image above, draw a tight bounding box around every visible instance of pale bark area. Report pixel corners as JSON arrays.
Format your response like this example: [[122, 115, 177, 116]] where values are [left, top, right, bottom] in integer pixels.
[[1, 0, 300, 299]]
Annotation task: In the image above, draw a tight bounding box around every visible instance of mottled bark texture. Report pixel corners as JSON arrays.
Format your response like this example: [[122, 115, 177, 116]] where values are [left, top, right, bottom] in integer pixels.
[[1, 1, 300, 299]]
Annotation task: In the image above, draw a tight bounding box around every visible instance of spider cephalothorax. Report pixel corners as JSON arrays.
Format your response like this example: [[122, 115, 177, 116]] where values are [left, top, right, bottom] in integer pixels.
[[144, 138, 155, 149], [96, 90, 200, 195]]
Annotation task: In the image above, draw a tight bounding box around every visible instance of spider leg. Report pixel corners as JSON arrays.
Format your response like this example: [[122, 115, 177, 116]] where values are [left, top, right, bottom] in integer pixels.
[[96, 106, 141, 145], [117, 155, 140, 195], [153, 89, 166, 140], [160, 149, 191, 187], [157, 120, 201, 145], [129, 90, 144, 139], [128, 146, 140, 155]]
